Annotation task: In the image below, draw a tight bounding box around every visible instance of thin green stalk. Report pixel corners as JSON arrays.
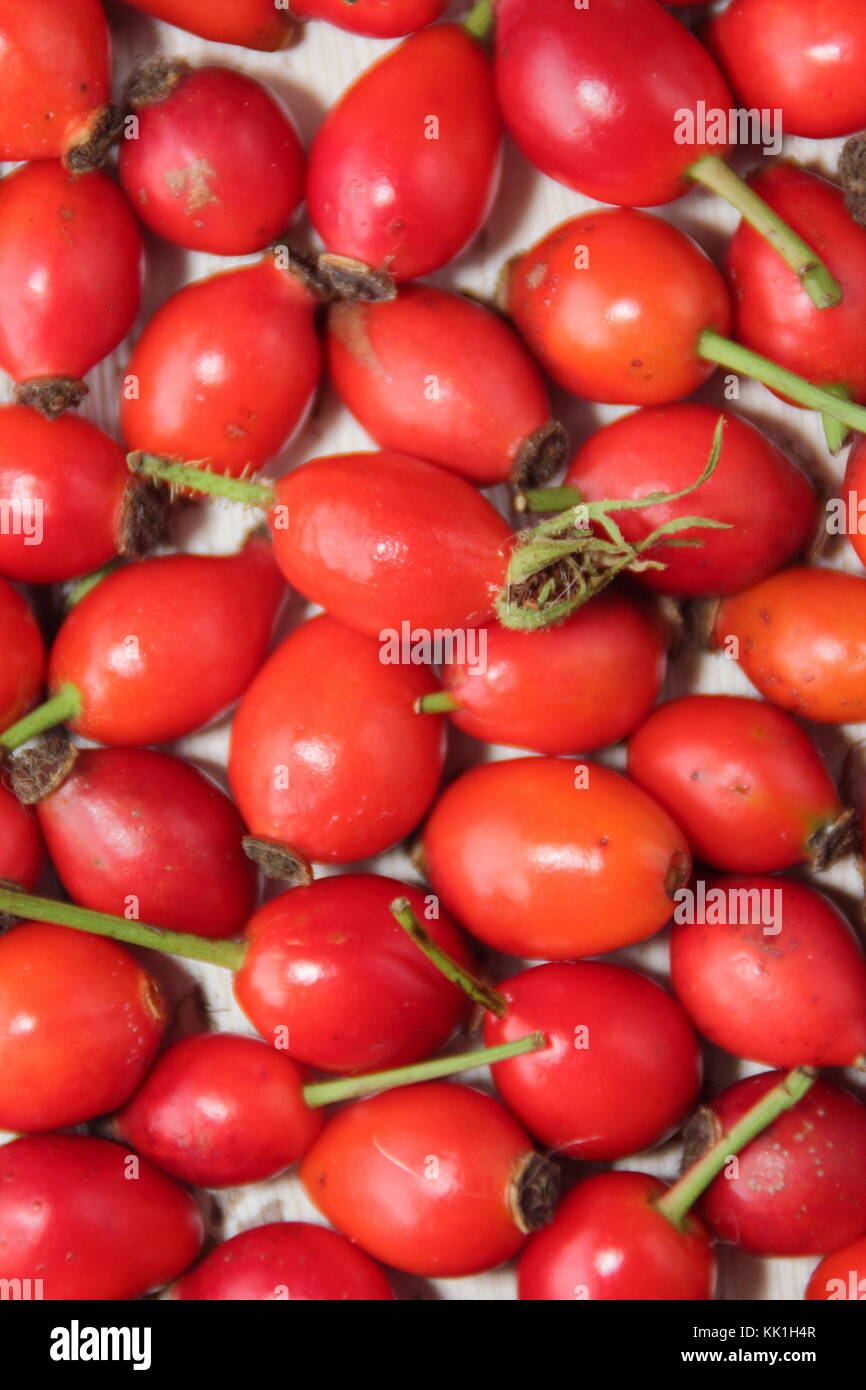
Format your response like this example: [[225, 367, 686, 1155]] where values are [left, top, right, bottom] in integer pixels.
[[657, 1066, 816, 1230], [516, 485, 583, 515], [303, 1032, 544, 1108], [0, 887, 246, 971], [0, 685, 82, 752], [464, 0, 494, 43], [699, 331, 866, 431], [415, 691, 461, 715], [128, 452, 275, 508], [688, 155, 842, 310], [390, 896, 508, 1017]]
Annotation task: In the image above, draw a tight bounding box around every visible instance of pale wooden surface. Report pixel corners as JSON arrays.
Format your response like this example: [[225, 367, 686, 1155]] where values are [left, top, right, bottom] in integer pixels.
[[2, 0, 863, 1301]]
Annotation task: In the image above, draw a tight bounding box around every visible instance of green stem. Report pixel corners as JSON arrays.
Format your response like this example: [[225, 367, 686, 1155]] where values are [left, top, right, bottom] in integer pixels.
[[515, 485, 583, 516], [415, 691, 461, 715], [463, 0, 494, 43], [128, 452, 275, 508], [0, 887, 247, 971], [688, 156, 842, 310], [657, 1066, 816, 1230], [303, 1032, 544, 1108], [699, 331, 866, 431], [0, 685, 82, 752], [819, 384, 854, 453], [390, 896, 508, 1017]]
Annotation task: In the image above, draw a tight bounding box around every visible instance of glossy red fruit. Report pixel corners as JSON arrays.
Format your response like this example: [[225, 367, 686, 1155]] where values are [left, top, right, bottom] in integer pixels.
[[0, 405, 165, 584], [293, 0, 446, 36], [0, 162, 143, 415], [121, 257, 321, 480], [0, 922, 166, 1132], [229, 613, 445, 865], [699, 1074, 866, 1256], [45, 538, 285, 746], [423, 757, 691, 960], [563, 404, 816, 596], [426, 592, 668, 754], [327, 284, 562, 486], [0, 578, 44, 729], [843, 435, 866, 569], [27, 746, 256, 939], [120, 63, 305, 255], [517, 1173, 717, 1301], [806, 1235, 866, 1301], [714, 567, 866, 723], [233, 876, 472, 1073], [112, 1033, 323, 1188], [270, 452, 510, 636], [0, 1133, 203, 1299], [307, 25, 501, 281], [494, 0, 732, 206], [301, 1083, 555, 1277], [505, 210, 731, 405], [0, 0, 114, 167], [670, 876, 866, 1070], [0, 784, 44, 891], [123, 0, 293, 49], [172, 1222, 394, 1301], [628, 695, 854, 872], [484, 961, 701, 1161], [706, 0, 866, 139], [726, 166, 866, 406], [519, 1171, 715, 1302]]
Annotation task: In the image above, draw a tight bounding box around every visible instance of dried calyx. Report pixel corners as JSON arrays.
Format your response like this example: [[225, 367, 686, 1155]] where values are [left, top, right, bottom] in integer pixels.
[[498, 417, 729, 631]]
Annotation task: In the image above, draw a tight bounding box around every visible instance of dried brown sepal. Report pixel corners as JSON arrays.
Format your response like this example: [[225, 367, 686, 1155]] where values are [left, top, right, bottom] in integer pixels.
[[242, 835, 314, 887], [840, 133, 866, 229], [806, 806, 861, 872], [117, 480, 170, 559], [510, 421, 568, 489], [127, 57, 191, 110], [14, 377, 88, 418], [510, 1152, 560, 1235], [64, 103, 124, 172], [315, 253, 397, 304], [680, 1104, 724, 1175], [9, 732, 79, 805]]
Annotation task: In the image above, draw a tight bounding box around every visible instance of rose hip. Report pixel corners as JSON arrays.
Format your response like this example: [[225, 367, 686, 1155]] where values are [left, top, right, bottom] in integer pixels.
[[422, 756, 690, 960], [120, 255, 321, 480], [522, 404, 816, 597], [713, 567, 866, 723], [307, 21, 501, 282], [0, 0, 117, 168], [0, 1133, 203, 1299], [628, 695, 856, 872], [119, 62, 306, 256], [301, 1082, 558, 1277], [418, 592, 669, 755], [806, 1236, 866, 1301], [0, 922, 165, 1133], [0, 539, 285, 750], [172, 1223, 394, 1301], [0, 406, 166, 584], [670, 876, 866, 1070], [228, 614, 446, 865], [292, 0, 446, 36], [12, 742, 257, 940], [326, 283, 566, 487], [0, 162, 143, 417], [698, 1074, 866, 1256]]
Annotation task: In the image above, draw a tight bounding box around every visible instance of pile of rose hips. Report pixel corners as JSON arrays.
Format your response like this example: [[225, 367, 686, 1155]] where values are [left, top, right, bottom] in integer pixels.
[[1, 0, 866, 1304]]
